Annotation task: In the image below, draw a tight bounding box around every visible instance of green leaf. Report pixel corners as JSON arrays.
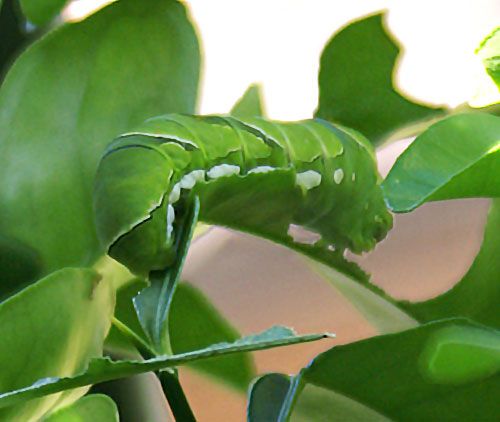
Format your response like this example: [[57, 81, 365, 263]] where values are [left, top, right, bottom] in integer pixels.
[[0, 268, 114, 421], [248, 320, 500, 421], [399, 199, 500, 327], [0, 326, 332, 409], [247, 374, 291, 422], [477, 27, 500, 89], [230, 83, 265, 117], [104, 278, 148, 356], [382, 113, 500, 212], [0, 0, 200, 277], [107, 278, 255, 390], [43, 394, 119, 422], [170, 282, 255, 391], [316, 12, 445, 145], [311, 260, 418, 333], [249, 376, 390, 422], [19, 0, 68, 26], [134, 197, 200, 353]]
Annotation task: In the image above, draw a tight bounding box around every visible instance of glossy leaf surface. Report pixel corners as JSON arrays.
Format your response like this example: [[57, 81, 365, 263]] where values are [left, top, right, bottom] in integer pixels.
[[0, 0, 200, 277], [316, 12, 445, 145], [43, 394, 119, 422], [383, 113, 500, 212], [248, 320, 500, 421], [0, 268, 114, 421], [0, 327, 332, 409]]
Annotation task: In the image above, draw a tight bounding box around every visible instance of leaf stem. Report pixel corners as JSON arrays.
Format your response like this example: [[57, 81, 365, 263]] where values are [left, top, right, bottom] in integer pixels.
[[111, 316, 156, 359], [158, 369, 197, 422]]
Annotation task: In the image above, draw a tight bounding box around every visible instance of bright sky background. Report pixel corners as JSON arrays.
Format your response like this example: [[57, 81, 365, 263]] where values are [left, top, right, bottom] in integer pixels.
[[66, 0, 500, 120], [186, 0, 499, 119]]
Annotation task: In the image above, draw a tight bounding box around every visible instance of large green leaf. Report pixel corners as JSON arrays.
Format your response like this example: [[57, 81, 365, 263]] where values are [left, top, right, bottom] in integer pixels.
[[248, 320, 500, 421], [230, 83, 265, 117], [316, 12, 445, 145], [399, 199, 500, 328], [382, 113, 500, 212], [19, 0, 68, 26], [43, 394, 119, 422], [0, 327, 332, 409], [0, 268, 114, 421], [0, 0, 200, 278], [107, 278, 256, 391]]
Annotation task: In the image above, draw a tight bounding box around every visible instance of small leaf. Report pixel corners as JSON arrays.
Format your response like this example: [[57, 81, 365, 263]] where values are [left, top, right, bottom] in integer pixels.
[[247, 374, 291, 422], [477, 27, 500, 89], [19, 0, 68, 26], [230, 83, 265, 117], [248, 320, 500, 421], [0, 268, 114, 421], [43, 394, 119, 422], [316, 12, 445, 145], [382, 113, 500, 212], [0, 327, 332, 409], [134, 197, 200, 353]]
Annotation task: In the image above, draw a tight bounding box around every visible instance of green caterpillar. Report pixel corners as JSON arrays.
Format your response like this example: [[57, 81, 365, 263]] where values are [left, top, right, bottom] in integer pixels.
[[94, 114, 392, 277]]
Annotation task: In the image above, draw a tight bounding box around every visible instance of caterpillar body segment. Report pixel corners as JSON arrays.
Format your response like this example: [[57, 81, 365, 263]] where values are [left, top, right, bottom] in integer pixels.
[[94, 114, 392, 276]]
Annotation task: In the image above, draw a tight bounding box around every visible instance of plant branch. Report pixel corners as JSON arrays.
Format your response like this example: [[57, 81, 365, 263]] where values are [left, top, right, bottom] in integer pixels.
[[158, 369, 197, 422]]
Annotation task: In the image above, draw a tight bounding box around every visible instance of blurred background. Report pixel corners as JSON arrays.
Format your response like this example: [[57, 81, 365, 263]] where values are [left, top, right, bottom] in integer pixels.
[[64, 0, 498, 420]]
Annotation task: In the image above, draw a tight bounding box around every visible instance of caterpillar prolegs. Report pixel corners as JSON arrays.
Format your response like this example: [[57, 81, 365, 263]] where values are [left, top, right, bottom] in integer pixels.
[[94, 114, 392, 277]]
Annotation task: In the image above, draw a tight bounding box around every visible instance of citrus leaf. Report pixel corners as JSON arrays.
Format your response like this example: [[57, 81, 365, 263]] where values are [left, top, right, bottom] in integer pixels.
[[0, 268, 114, 421], [382, 113, 500, 212], [0, 327, 332, 409], [248, 320, 500, 421], [477, 27, 500, 89], [0, 0, 200, 279], [230, 83, 265, 117], [316, 12, 445, 145], [107, 277, 256, 391], [43, 394, 119, 422]]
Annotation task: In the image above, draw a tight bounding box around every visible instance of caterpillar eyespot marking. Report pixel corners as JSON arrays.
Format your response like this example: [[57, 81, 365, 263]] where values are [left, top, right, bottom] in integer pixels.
[[94, 114, 392, 276]]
